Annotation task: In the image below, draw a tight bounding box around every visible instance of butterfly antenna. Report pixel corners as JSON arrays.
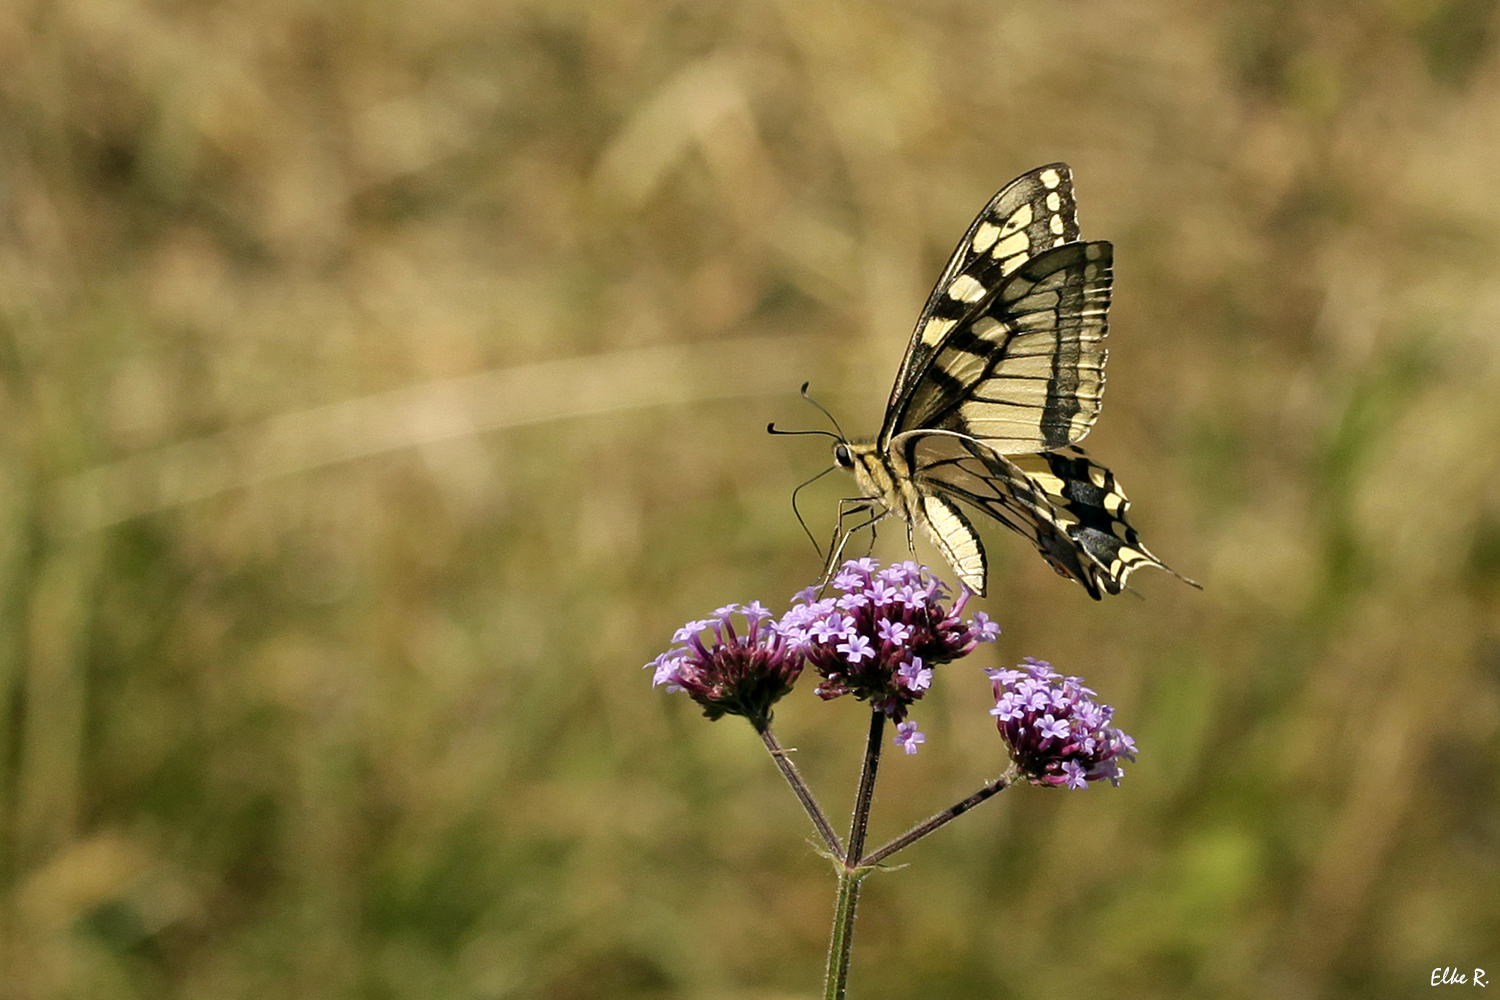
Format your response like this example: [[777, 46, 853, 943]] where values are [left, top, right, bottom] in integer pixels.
[[798, 382, 848, 440], [766, 424, 840, 441]]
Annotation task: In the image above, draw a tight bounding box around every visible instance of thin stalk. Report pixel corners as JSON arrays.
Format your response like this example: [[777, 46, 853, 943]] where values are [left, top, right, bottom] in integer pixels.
[[845, 710, 886, 863], [860, 769, 1016, 868], [823, 864, 864, 1000], [823, 710, 886, 1000], [758, 724, 842, 856]]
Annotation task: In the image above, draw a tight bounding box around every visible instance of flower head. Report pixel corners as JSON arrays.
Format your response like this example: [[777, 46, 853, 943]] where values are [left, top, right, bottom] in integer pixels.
[[647, 603, 804, 726], [780, 559, 1000, 732], [987, 657, 1136, 789]]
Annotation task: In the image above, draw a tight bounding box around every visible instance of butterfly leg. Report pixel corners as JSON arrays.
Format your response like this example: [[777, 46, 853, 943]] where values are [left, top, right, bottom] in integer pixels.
[[820, 499, 870, 586], [818, 498, 886, 589]]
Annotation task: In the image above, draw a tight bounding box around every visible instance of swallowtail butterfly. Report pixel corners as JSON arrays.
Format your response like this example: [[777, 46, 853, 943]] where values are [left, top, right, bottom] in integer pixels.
[[811, 164, 1194, 598]]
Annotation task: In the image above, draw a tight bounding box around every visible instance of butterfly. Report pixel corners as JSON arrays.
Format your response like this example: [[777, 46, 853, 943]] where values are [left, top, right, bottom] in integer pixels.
[[797, 164, 1194, 599]]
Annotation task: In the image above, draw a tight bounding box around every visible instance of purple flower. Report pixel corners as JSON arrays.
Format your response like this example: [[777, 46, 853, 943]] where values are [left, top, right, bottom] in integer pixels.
[[897, 656, 932, 692], [894, 721, 926, 755], [647, 603, 805, 725], [838, 634, 875, 664], [836, 591, 870, 611], [877, 619, 911, 646], [971, 612, 1001, 643], [1037, 714, 1070, 741], [867, 579, 900, 606], [986, 658, 1136, 789], [792, 559, 1001, 730], [832, 567, 867, 592], [811, 612, 851, 644]]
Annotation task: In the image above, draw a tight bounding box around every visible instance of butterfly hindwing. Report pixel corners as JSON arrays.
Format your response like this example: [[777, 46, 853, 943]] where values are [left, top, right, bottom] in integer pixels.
[[902, 434, 1179, 599], [1009, 448, 1183, 596], [915, 493, 987, 595]]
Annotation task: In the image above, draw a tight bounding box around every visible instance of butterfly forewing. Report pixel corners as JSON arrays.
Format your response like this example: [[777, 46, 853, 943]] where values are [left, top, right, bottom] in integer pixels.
[[882, 164, 1081, 444], [894, 240, 1111, 452]]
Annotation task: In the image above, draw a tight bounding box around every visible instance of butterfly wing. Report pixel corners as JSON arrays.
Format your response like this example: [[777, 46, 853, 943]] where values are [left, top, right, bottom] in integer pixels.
[[881, 163, 1084, 446], [890, 241, 1111, 453], [912, 492, 988, 596], [900, 432, 1189, 599]]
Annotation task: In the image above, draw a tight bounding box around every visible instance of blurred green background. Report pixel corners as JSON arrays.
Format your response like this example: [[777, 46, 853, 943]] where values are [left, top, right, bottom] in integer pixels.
[[3, 0, 1499, 997]]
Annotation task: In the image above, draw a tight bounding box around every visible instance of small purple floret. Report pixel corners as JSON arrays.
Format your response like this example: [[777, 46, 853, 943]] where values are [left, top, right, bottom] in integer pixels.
[[838, 634, 876, 664], [894, 721, 926, 755]]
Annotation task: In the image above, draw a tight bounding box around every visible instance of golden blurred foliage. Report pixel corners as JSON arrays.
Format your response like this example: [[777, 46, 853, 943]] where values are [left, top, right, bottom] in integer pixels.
[[2, 0, 1499, 997]]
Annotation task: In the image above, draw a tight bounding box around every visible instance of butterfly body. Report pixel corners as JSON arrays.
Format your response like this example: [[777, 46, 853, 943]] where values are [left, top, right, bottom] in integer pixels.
[[823, 164, 1194, 599]]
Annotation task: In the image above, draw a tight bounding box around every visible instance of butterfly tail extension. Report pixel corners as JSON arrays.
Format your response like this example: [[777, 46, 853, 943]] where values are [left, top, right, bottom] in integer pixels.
[[1011, 447, 1199, 597]]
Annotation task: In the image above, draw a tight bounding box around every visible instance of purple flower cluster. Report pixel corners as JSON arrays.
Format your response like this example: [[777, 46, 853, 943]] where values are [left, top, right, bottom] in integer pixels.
[[987, 657, 1137, 789], [648, 602, 802, 725], [645, 560, 1001, 743], [775, 559, 1000, 724]]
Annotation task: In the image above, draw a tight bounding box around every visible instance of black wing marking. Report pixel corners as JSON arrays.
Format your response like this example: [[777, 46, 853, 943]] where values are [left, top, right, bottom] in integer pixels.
[[891, 241, 1111, 452], [900, 433, 1192, 599], [881, 164, 1081, 444]]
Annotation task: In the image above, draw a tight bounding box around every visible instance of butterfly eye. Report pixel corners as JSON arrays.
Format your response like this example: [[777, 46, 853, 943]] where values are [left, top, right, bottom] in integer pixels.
[[834, 444, 853, 468]]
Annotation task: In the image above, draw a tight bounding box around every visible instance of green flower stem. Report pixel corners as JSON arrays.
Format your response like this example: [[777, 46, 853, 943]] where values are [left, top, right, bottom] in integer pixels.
[[823, 710, 886, 1000], [824, 863, 865, 1000], [758, 724, 842, 856], [860, 768, 1016, 868]]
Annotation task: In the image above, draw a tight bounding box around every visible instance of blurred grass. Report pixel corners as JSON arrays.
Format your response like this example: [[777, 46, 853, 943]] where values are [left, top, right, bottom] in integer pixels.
[[2, 0, 1499, 997]]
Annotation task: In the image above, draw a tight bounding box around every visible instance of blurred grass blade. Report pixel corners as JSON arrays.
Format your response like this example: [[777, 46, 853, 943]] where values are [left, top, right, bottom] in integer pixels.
[[56, 336, 817, 533]]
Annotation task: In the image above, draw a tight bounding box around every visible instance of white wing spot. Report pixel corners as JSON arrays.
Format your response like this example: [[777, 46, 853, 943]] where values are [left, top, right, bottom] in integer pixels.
[[1040, 168, 1061, 190], [1033, 472, 1065, 494], [920, 316, 957, 346], [971, 222, 1001, 254], [1001, 203, 1033, 233], [1000, 254, 1027, 275], [991, 229, 1029, 260], [1051, 237, 1067, 247], [1048, 214, 1065, 236], [1046, 192, 1062, 212], [947, 274, 987, 303]]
